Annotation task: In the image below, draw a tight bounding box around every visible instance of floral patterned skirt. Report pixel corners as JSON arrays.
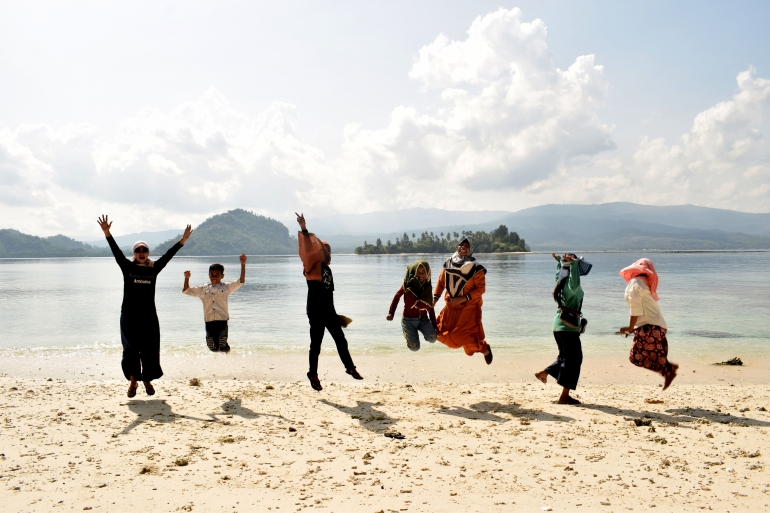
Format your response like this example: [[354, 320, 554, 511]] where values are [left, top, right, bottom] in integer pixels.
[[629, 325, 671, 376]]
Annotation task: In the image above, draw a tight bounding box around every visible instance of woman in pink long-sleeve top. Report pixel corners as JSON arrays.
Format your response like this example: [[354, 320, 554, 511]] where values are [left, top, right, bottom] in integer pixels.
[[296, 213, 362, 391]]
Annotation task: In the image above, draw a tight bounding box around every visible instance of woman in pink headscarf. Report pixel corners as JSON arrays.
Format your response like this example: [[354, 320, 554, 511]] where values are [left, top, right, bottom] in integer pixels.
[[618, 258, 678, 390]]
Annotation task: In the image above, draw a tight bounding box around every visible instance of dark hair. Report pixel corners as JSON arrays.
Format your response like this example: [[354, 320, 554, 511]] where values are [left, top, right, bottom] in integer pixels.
[[209, 264, 225, 273]]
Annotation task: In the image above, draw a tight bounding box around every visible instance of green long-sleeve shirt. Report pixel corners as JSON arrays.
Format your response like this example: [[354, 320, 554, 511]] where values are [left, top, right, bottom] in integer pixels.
[[552, 259, 584, 332]]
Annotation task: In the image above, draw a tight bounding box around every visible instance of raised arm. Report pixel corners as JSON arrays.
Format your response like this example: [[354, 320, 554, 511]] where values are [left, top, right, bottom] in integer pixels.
[[98, 215, 128, 268], [296, 213, 325, 280], [239, 253, 247, 284], [155, 224, 193, 271]]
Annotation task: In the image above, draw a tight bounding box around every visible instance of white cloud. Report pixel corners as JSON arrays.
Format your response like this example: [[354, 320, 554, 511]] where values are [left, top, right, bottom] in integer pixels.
[[1, 8, 769, 239]]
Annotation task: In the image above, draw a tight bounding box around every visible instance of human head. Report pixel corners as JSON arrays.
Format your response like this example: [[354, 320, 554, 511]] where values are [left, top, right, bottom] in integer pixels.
[[132, 241, 150, 265], [457, 238, 472, 257], [415, 264, 428, 283], [209, 263, 225, 284]]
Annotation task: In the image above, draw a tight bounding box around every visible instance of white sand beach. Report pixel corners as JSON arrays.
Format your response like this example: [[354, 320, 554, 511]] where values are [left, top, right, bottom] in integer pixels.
[[1, 356, 769, 512]]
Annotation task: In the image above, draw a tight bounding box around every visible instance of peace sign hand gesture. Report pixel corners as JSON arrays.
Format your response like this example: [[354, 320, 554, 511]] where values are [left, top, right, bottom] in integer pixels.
[[97, 215, 112, 237]]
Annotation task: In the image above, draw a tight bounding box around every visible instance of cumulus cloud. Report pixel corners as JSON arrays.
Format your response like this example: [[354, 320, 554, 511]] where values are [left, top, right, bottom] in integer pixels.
[[1, 8, 769, 238]]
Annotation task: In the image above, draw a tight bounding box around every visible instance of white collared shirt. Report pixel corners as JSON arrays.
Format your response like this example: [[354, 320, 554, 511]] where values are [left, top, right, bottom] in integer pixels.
[[625, 277, 667, 329], [184, 280, 243, 322]]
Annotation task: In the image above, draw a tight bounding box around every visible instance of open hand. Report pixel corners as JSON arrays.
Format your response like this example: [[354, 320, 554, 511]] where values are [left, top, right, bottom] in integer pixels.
[[619, 326, 633, 337], [561, 253, 574, 263], [180, 225, 193, 244], [239, 253, 247, 265], [296, 212, 307, 231], [97, 215, 112, 236], [184, 271, 191, 279]]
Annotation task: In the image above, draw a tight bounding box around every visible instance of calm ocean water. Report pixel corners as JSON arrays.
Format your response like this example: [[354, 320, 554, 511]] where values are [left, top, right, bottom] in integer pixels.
[[0, 252, 767, 363]]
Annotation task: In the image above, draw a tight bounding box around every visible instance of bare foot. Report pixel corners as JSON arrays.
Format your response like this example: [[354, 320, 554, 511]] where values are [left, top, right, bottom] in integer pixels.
[[558, 396, 581, 405], [534, 371, 548, 384], [662, 363, 679, 391]]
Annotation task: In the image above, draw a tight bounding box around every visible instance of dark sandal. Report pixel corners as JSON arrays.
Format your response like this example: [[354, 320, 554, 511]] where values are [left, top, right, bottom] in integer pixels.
[[307, 373, 323, 391], [144, 382, 155, 396], [127, 384, 137, 398], [484, 346, 493, 365], [346, 367, 363, 380]]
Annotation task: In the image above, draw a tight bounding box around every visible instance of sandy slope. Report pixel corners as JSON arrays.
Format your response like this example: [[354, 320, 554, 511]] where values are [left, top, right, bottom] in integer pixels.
[[1, 376, 769, 512]]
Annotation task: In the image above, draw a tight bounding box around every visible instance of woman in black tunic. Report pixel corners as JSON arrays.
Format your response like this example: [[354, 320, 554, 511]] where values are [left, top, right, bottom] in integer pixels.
[[97, 215, 192, 397]]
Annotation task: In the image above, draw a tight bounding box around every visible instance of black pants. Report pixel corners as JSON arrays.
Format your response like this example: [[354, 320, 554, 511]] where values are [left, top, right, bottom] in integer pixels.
[[120, 313, 163, 382], [205, 320, 229, 352], [544, 331, 583, 390], [307, 303, 355, 376]]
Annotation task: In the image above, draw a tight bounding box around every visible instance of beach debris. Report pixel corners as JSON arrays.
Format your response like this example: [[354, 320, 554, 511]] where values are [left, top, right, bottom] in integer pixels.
[[653, 436, 667, 444], [634, 419, 652, 427], [188, 378, 201, 387], [362, 452, 374, 460], [759, 406, 767, 411], [541, 506, 553, 511], [739, 407, 750, 412], [139, 465, 158, 475], [714, 357, 743, 366], [265, 385, 274, 390], [600, 501, 611, 506], [384, 431, 405, 439], [288, 426, 297, 432], [174, 458, 189, 467], [644, 398, 664, 404], [648, 427, 656, 433]]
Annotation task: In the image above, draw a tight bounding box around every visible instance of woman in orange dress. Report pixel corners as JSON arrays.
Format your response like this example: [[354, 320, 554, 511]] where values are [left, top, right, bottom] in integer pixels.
[[433, 239, 492, 364]]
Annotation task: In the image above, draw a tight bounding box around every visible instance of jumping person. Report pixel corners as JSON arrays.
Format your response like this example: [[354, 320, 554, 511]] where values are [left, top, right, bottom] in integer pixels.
[[387, 260, 437, 351], [618, 258, 679, 390], [535, 253, 592, 405], [433, 239, 492, 364], [296, 213, 362, 391], [183, 254, 247, 353], [97, 215, 192, 398]]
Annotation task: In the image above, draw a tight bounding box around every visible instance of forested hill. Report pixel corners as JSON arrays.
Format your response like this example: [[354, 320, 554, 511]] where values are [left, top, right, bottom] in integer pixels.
[[0, 229, 113, 258], [153, 209, 295, 256], [356, 225, 528, 254]]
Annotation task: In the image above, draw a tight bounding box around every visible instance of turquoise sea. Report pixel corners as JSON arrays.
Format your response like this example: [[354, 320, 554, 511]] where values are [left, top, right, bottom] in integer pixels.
[[0, 252, 767, 364]]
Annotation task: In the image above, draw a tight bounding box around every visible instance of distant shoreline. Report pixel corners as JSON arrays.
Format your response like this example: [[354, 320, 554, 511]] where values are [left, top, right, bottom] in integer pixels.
[[2, 248, 769, 260]]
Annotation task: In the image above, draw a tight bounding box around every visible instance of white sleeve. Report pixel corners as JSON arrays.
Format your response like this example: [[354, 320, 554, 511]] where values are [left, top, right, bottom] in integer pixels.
[[183, 284, 204, 297], [227, 280, 244, 294]]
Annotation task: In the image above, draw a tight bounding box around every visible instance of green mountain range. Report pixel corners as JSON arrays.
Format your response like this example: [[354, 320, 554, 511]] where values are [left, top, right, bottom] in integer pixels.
[[153, 209, 295, 256], [0, 229, 113, 258]]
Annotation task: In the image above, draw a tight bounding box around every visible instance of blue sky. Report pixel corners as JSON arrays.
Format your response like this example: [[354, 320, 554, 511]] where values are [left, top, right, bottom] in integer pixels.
[[1, 1, 769, 236]]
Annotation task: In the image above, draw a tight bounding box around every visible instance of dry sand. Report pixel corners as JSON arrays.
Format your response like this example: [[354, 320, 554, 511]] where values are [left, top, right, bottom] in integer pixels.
[[1, 355, 769, 512]]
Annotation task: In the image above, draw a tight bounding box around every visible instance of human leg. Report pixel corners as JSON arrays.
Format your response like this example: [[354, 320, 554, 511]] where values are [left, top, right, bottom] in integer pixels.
[[401, 317, 422, 351], [416, 316, 437, 344], [205, 321, 229, 353], [554, 331, 582, 390], [120, 315, 142, 382], [629, 325, 671, 375], [307, 312, 325, 376], [325, 313, 356, 371]]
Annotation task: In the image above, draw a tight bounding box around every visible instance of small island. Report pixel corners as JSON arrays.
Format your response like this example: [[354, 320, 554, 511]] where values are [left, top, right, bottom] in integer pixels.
[[355, 225, 528, 254]]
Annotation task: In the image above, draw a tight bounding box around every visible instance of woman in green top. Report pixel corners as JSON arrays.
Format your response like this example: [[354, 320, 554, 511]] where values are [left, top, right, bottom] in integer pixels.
[[535, 253, 591, 404]]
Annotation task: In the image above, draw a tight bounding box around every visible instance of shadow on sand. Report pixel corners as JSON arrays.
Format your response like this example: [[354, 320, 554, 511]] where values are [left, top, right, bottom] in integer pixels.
[[121, 399, 208, 434], [434, 401, 574, 423], [207, 397, 287, 422], [319, 399, 397, 432], [580, 404, 770, 427]]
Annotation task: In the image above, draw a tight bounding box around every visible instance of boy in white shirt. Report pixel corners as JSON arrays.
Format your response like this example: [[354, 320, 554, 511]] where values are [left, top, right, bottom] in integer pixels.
[[183, 254, 247, 353]]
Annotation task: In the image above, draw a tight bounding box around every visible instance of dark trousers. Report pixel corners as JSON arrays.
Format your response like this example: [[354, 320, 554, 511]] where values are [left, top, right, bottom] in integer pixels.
[[120, 313, 163, 382], [205, 320, 229, 352], [307, 305, 355, 376], [544, 331, 583, 390]]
